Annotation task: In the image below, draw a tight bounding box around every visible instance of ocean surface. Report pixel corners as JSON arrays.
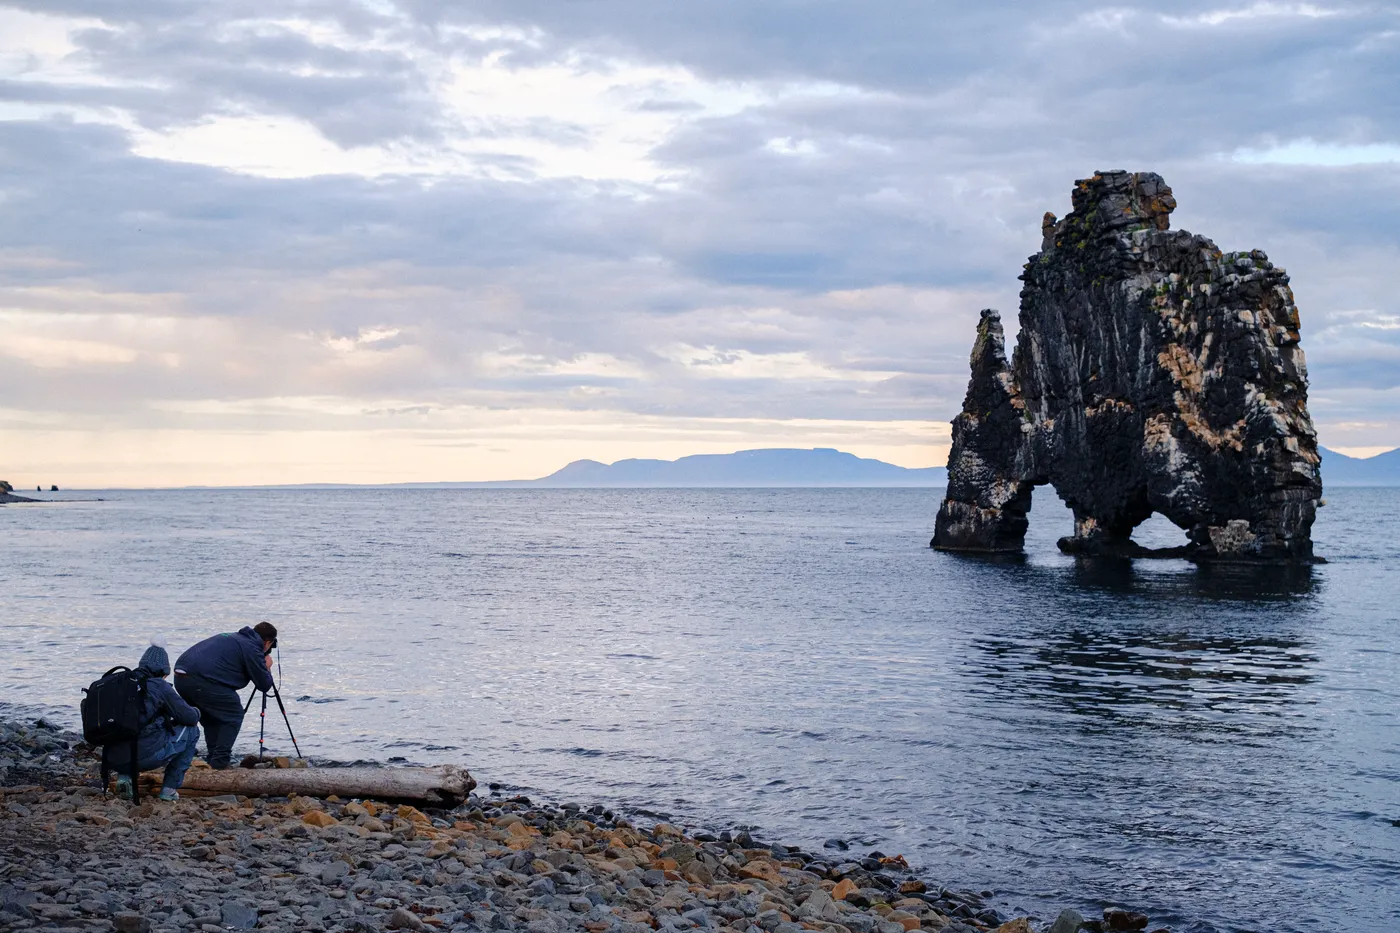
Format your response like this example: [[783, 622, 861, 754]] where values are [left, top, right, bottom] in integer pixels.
[[3, 487, 1398, 933]]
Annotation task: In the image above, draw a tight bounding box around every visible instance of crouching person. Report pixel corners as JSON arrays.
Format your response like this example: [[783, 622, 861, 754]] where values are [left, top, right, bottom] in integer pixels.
[[114, 641, 201, 802]]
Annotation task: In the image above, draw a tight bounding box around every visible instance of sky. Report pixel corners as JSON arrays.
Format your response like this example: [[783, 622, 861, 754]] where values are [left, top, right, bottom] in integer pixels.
[[0, 1, 1396, 487]]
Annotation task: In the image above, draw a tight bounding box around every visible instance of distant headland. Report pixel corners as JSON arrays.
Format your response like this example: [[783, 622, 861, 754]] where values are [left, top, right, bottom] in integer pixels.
[[395, 448, 946, 489], [0, 480, 38, 503]]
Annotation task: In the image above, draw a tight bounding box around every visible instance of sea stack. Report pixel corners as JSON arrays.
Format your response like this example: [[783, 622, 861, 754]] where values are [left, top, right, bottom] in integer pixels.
[[933, 171, 1321, 562]]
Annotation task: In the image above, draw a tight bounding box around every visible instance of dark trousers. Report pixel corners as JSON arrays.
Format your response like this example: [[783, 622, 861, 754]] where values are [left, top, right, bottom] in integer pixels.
[[174, 673, 247, 770]]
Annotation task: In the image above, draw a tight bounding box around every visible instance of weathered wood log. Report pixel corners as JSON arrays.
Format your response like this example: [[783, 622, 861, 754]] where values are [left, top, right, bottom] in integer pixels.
[[123, 764, 475, 806]]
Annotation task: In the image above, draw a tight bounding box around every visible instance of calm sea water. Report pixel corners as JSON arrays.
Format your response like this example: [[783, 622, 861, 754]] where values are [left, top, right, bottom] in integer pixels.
[[3, 487, 1398, 932]]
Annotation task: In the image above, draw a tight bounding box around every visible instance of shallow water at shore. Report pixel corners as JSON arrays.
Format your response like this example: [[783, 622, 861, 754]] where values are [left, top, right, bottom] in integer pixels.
[[3, 487, 1399, 932]]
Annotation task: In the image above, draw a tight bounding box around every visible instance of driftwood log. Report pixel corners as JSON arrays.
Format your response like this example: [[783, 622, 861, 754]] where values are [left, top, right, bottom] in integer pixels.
[[123, 764, 476, 806]]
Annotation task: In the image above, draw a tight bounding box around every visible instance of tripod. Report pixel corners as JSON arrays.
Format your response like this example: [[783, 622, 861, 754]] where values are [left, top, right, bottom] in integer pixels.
[[243, 681, 304, 761]]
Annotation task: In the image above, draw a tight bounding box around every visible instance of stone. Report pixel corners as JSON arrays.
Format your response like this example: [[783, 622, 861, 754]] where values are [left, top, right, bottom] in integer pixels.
[[396, 804, 431, 825], [831, 879, 859, 901], [112, 912, 151, 933], [320, 861, 350, 884], [797, 890, 839, 923], [303, 811, 337, 828], [1048, 909, 1085, 933], [994, 921, 1032, 933], [660, 843, 697, 866], [1103, 909, 1149, 931], [220, 901, 259, 929], [387, 906, 427, 930], [682, 907, 713, 928], [898, 880, 926, 894], [737, 860, 782, 885], [933, 171, 1322, 563]]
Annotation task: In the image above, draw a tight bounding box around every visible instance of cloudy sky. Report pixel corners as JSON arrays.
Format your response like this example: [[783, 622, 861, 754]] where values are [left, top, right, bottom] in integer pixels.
[[1, 1, 1396, 486]]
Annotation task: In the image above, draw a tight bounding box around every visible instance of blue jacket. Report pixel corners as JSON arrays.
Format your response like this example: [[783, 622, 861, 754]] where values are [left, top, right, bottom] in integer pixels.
[[174, 627, 275, 692], [135, 664, 201, 764]]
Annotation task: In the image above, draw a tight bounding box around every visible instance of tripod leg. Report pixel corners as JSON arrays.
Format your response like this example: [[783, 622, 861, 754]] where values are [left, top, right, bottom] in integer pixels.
[[271, 687, 304, 760], [259, 691, 267, 763]]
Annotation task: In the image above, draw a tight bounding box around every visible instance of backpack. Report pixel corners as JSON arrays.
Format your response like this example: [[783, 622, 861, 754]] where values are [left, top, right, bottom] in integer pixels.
[[80, 666, 151, 802]]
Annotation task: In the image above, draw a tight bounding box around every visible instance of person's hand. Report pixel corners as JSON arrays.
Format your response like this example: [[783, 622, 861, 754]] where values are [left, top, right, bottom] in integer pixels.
[[265, 654, 274, 671]]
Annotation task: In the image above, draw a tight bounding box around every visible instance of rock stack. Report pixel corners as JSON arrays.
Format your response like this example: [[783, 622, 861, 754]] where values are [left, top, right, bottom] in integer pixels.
[[933, 171, 1322, 562]]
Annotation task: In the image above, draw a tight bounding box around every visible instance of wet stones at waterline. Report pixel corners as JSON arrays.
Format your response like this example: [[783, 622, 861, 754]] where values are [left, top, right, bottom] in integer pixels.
[[1, 716, 1157, 933], [932, 171, 1322, 562]]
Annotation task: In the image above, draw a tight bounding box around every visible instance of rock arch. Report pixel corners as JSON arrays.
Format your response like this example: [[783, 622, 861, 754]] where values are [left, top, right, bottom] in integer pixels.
[[932, 171, 1321, 563]]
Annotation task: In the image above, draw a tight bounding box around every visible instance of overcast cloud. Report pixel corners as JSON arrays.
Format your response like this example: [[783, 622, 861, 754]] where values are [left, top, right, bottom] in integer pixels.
[[1, 1, 1396, 485]]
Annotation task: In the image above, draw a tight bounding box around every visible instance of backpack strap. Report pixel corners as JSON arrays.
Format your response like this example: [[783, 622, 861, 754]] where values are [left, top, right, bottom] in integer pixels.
[[130, 736, 141, 804], [130, 672, 151, 803]]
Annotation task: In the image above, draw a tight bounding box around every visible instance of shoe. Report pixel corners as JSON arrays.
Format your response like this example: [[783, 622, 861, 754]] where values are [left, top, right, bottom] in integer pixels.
[[114, 775, 133, 800], [158, 788, 179, 802]]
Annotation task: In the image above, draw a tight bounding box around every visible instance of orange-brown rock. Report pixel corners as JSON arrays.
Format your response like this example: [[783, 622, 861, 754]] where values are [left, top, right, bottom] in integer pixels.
[[994, 920, 1032, 933], [397, 804, 431, 824], [738, 859, 783, 884]]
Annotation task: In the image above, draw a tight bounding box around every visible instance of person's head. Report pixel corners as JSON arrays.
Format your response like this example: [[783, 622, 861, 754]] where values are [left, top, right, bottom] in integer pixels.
[[253, 621, 278, 654], [139, 639, 171, 679]]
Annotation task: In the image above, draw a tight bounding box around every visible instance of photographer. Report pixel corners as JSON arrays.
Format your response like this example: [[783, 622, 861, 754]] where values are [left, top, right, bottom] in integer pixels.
[[173, 622, 277, 769]]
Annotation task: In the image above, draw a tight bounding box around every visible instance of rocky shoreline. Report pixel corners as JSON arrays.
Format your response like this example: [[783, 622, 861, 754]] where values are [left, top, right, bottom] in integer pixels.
[[1, 718, 1161, 933]]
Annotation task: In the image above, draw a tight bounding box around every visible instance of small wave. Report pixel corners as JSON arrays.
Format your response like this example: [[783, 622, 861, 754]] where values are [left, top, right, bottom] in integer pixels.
[[540, 746, 607, 758], [295, 695, 347, 704], [606, 653, 660, 660]]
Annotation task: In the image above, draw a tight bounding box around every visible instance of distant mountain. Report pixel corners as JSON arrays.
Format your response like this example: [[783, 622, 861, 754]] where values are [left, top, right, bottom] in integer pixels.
[[531, 448, 944, 487], [1320, 446, 1400, 487]]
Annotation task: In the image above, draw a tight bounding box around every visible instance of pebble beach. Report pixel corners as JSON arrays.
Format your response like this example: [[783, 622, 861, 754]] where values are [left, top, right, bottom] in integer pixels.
[[0, 718, 1168, 933]]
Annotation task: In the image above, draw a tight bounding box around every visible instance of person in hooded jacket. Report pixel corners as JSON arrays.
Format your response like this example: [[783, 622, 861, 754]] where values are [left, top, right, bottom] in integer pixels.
[[112, 641, 201, 801], [174, 622, 276, 769]]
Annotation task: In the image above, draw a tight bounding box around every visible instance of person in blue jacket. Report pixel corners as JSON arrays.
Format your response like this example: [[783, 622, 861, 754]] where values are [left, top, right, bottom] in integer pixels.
[[174, 622, 277, 770], [113, 640, 202, 801]]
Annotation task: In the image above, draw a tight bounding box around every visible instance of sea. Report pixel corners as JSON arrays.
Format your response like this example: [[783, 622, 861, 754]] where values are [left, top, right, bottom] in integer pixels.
[[2, 487, 1397, 933]]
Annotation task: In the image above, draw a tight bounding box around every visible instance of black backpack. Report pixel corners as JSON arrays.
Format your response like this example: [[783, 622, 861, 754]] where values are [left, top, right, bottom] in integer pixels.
[[80, 666, 151, 802]]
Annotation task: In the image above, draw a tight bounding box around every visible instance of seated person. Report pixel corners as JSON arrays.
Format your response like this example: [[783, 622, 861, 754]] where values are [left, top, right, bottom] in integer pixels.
[[112, 640, 202, 801]]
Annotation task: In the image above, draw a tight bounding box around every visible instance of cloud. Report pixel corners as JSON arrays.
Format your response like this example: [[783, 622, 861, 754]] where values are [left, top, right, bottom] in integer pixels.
[[0, 0, 1396, 483], [1233, 139, 1400, 166]]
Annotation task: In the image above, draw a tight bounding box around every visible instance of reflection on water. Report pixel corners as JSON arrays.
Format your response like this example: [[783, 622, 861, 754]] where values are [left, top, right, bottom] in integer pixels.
[[2, 487, 1397, 933], [1063, 556, 1319, 598], [970, 628, 1317, 728], [964, 557, 1320, 729]]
